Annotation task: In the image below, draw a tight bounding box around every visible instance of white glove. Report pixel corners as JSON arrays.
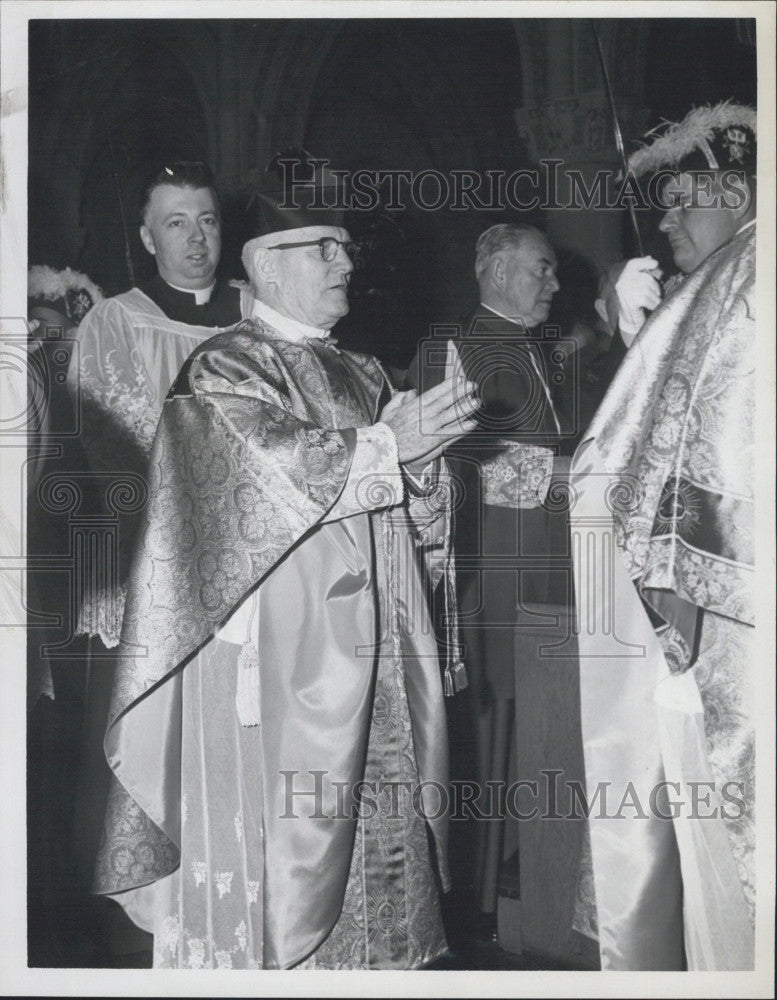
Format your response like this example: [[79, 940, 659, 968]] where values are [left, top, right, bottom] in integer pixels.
[[616, 256, 663, 344]]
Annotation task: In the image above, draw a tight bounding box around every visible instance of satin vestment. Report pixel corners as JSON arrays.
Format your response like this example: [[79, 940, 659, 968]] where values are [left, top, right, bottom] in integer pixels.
[[93, 317, 451, 969], [570, 224, 755, 970]]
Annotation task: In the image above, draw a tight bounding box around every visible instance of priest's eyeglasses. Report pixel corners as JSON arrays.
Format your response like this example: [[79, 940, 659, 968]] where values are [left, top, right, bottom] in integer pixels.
[[266, 237, 355, 262]]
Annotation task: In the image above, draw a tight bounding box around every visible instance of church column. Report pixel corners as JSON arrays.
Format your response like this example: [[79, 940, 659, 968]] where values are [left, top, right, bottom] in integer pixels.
[[513, 90, 649, 270], [215, 23, 241, 182], [511, 20, 649, 270], [546, 21, 574, 98]]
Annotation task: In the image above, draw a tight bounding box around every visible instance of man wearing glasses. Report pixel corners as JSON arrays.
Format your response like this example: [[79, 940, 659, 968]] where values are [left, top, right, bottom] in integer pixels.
[[246, 230, 356, 333], [92, 154, 480, 969]]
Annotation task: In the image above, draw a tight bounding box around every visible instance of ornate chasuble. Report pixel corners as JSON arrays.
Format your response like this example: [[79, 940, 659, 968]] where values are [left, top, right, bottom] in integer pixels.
[[94, 319, 450, 968], [570, 225, 755, 970]]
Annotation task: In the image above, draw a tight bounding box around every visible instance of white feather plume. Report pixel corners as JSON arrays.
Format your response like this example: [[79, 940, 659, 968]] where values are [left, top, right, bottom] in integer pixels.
[[627, 101, 757, 178]]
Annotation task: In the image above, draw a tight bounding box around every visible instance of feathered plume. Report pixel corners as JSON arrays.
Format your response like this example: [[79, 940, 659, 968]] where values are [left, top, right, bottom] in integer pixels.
[[28, 265, 104, 308], [627, 101, 757, 178]]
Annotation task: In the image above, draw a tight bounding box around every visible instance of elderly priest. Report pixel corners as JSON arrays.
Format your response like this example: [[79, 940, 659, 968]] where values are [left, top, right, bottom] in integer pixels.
[[92, 154, 479, 970]]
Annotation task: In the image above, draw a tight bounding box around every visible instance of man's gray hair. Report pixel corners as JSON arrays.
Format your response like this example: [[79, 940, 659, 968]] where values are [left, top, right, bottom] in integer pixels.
[[474, 223, 545, 281]]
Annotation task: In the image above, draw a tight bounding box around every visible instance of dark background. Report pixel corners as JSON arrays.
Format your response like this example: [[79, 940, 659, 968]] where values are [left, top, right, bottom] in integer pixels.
[[28, 17, 756, 368]]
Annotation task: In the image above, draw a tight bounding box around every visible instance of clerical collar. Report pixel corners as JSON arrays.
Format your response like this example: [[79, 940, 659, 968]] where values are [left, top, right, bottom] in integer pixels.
[[478, 302, 528, 329], [251, 298, 331, 342], [164, 279, 215, 305]]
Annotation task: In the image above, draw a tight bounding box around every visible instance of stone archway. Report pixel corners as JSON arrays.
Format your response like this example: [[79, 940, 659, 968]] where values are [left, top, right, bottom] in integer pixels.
[[76, 44, 211, 295], [262, 18, 527, 368], [28, 21, 214, 295]]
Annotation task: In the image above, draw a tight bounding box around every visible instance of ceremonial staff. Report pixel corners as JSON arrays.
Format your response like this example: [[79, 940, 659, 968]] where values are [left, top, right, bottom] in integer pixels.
[[107, 124, 136, 288], [591, 22, 645, 255]]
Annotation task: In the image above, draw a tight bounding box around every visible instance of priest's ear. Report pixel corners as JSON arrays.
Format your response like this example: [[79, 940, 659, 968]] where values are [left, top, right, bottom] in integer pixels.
[[244, 241, 279, 287], [488, 253, 507, 289], [723, 171, 756, 222], [140, 225, 156, 257], [740, 175, 756, 220]]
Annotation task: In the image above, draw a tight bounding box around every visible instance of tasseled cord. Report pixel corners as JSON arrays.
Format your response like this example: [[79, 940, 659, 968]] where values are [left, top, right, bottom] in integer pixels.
[[235, 487, 467, 713], [443, 494, 468, 697], [235, 597, 261, 727]]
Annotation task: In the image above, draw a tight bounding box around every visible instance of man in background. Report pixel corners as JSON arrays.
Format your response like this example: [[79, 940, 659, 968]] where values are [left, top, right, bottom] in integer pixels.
[[408, 223, 569, 947], [62, 160, 247, 964], [66, 159, 247, 644]]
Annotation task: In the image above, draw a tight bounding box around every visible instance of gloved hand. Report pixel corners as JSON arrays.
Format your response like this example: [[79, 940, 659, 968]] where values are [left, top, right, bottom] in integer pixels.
[[616, 256, 663, 343]]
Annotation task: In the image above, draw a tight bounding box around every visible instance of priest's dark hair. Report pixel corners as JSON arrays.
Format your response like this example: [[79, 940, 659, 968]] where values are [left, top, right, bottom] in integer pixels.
[[139, 161, 219, 224]]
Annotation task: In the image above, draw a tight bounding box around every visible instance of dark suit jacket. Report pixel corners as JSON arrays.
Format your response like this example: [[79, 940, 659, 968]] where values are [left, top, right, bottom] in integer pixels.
[[407, 308, 571, 700], [569, 328, 629, 452], [140, 274, 242, 327]]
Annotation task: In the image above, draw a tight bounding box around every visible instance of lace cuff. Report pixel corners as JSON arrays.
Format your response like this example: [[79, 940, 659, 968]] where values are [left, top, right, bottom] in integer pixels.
[[327, 422, 404, 518], [480, 440, 554, 509], [75, 584, 127, 648]]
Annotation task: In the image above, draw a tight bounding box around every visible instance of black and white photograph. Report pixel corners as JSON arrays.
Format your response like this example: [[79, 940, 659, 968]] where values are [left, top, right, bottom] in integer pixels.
[[1, 1, 774, 995]]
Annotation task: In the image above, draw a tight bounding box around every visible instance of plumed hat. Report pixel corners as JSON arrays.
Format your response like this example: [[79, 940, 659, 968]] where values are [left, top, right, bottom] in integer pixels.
[[27, 265, 103, 326], [627, 101, 757, 179], [247, 148, 345, 238]]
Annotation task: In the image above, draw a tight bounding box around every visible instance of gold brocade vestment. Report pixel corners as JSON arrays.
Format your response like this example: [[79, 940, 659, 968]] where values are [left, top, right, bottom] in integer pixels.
[[93, 319, 450, 969], [570, 225, 755, 970]]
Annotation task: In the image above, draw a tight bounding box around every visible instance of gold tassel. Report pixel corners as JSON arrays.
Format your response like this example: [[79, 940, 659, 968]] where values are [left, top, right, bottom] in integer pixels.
[[451, 660, 468, 693], [235, 597, 261, 726], [235, 642, 260, 726]]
